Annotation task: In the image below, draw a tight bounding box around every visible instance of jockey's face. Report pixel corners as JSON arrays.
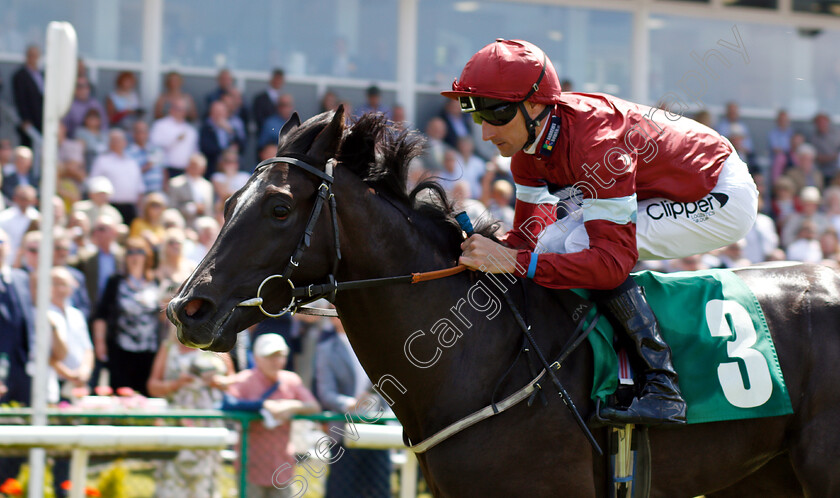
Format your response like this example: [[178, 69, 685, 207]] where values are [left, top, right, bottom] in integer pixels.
[[480, 101, 543, 157]]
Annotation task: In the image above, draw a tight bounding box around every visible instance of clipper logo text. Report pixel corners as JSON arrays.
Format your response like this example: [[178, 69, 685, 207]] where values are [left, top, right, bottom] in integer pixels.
[[646, 193, 729, 223]]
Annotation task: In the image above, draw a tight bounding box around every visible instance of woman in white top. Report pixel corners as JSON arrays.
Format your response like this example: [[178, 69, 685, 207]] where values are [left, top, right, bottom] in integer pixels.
[[210, 149, 250, 207]]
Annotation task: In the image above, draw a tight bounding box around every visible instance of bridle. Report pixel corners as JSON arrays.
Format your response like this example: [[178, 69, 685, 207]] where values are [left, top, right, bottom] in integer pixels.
[[236, 154, 466, 318]]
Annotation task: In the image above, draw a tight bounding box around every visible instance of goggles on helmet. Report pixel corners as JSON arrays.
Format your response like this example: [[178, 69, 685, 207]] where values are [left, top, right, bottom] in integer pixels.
[[459, 96, 519, 126]]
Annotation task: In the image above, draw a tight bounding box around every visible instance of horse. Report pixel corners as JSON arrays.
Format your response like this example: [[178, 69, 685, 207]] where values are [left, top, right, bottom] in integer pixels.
[[167, 106, 840, 497]]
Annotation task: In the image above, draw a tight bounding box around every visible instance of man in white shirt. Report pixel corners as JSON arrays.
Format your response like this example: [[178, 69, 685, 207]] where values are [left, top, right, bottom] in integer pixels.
[[0, 184, 38, 266], [168, 154, 214, 228], [90, 130, 145, 224], [149, 97, 198, 183], [47, 266, 93, 399]]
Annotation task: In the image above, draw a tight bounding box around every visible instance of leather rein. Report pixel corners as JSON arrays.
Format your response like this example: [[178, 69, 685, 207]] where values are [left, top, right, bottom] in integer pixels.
[[236, 154, 467, 318]]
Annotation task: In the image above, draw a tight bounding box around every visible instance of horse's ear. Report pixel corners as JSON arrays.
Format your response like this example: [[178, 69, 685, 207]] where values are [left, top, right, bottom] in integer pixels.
[[278, 112, 301, 143], [308, 105, 345, 164]]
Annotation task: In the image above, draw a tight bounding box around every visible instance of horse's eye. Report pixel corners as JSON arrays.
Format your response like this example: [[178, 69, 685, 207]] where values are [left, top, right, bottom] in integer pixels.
[[273, 205, 291, 220]]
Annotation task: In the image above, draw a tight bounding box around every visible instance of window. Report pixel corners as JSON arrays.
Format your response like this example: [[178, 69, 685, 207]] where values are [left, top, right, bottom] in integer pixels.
[[417, 0, 633, 98], [162, 0, 399, 80]]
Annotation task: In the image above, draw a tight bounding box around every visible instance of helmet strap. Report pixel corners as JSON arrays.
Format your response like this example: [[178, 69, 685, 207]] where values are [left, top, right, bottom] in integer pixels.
[[520, 103, 554, 150]]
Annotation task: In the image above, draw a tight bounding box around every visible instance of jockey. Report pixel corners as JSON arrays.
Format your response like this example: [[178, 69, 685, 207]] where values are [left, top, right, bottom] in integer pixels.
[[444, 39, 758, 425]]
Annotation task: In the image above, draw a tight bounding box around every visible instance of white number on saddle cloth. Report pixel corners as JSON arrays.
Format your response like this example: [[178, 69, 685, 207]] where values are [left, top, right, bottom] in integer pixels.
[[705, 299, 773, 408]]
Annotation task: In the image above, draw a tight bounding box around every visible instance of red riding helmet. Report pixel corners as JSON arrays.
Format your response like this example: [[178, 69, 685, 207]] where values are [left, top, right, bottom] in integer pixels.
[[441, 39, 563, 105]]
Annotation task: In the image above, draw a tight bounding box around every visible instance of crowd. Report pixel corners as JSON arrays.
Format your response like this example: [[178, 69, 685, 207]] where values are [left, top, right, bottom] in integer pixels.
[[1, 41, 840, 495]]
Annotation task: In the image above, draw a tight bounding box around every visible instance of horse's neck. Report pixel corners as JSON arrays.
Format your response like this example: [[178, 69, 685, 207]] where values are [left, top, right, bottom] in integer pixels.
[[331, 177, 566, 440]]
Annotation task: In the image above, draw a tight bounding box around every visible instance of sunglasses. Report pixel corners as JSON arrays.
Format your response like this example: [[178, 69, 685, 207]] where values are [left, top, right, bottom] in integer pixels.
[[126, 248, 146, 256], [459, 97, 519, 126]]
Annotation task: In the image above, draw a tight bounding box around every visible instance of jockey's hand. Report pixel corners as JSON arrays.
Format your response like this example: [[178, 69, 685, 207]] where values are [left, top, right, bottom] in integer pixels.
[[459, 235, 519, 274]]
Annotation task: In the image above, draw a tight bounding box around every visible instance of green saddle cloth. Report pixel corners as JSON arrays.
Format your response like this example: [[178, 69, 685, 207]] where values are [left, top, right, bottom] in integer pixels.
[[577, 269, 793, 424]]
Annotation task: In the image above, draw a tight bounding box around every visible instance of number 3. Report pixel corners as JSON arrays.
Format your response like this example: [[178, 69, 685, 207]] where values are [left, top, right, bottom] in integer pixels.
[[705, 299, 772, 408]]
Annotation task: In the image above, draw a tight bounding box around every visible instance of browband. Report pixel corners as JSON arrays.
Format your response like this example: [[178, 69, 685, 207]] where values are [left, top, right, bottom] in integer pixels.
[[256, 156, 334, 183]]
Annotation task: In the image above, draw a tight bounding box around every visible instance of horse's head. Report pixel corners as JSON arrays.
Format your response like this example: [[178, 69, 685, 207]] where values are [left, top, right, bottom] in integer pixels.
[[167, 107, 346, 351]]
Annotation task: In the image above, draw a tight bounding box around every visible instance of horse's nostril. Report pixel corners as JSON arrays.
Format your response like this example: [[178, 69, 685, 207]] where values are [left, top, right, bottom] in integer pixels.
[[185, 298, 205, 317]]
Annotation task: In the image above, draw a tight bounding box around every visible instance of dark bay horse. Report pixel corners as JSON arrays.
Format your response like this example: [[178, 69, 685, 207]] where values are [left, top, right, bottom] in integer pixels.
[[167, 107, 840, 497]]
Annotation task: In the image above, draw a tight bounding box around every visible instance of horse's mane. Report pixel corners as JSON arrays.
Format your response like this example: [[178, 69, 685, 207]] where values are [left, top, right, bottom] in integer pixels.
[[336, 113, 498, 251]]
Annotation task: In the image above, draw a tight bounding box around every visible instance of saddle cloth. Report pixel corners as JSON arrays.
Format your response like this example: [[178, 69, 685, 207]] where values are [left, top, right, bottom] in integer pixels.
[[579, 269, 793, 424]]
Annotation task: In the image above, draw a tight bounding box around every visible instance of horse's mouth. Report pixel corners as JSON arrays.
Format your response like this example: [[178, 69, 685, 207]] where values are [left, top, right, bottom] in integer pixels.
[[170, 303, 247, 352]]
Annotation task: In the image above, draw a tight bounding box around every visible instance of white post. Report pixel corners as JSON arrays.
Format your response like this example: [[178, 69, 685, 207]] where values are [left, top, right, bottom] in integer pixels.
[[400, 450, 418, 498], [29, 22, 77, 498], [68, 449, 89, 498], [396, 0, 418, 124], [141, 0, 164, 113]]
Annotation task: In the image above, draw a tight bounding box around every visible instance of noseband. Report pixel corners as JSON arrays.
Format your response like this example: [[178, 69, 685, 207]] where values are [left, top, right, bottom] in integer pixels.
[[237, 154, 341, 317]]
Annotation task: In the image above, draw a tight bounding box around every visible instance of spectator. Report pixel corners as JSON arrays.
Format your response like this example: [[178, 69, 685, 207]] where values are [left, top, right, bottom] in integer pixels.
[[17, 229, 40, 273], [62, 77, 106, 139], [211, 149, 250, 203], [455, 136, 485, 198], [90, 129, 145, 224], [0, 227, 35, 406], [71, 214, 124, 321], [693, 110, 713, 128], [0, 185, 38, 266], [784, 143, 823, 194], [258, 94, 295, 149], [129, 192, 168, 246], [0, 140, 13, 175], [105, 71, 142, 131], [225, 333, 319, 497], [316, 318, 391, 498], [75, 108, 109, 170], [440, 97, 473, 149], [73, 176, 124, 226], [743, 196, 779, 264], [825, 186, 840, 235], [57, 122, 86, 209], [155, 227, 195, 288], [48, 266, 94, 398], [52, 228, 91, 317], [356, 84, 391, 118], [770, 176, 797, 228], [168, 154, 214, 228], [451, 180, 485, 222], [715, 240, 751, 269], [252, 68, 286, 132], [391, 104, 410, 132], [716, 101, 753, 154], [768, 109, 793, 159], [437, 148, 461, 193], [204, 68, 235, 108], [200, 101, 245, 176], [149, 97, 199, 181], [420, 117, 449, 172], [147, 329, 232, 498], [811, 112, 840, 183], [2, 146, 35, 202], [93, 237, 161, 396], [725, 123, 756, 169], [183, 216, 218, 264], [11, 44, 44, 148], [220, 89, 249, 146], [781, 186, 829, 248], [154, 71, 198, 121], [482, 179, 516, 232], [786, 220, 822, 263], [320, 90, 340, 113], [67, 211, 94, 257], [820, 228, 840, 263], [126, 120, 165, 194]]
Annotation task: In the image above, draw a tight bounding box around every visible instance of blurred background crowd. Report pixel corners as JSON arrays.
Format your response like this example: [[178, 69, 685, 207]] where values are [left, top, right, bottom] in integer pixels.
[[0, 31, 839, 494]]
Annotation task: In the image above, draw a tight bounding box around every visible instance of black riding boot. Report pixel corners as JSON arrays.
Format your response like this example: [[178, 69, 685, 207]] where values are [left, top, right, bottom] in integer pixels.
[[594, 277, 687, 425]]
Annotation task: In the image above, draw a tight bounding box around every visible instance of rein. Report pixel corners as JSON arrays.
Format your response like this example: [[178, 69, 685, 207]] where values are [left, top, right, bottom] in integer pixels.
[[236, 155, 468, 318]]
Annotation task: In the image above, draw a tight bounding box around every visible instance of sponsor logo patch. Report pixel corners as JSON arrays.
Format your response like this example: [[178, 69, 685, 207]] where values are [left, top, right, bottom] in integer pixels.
[[646, 193, 729, 223]]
